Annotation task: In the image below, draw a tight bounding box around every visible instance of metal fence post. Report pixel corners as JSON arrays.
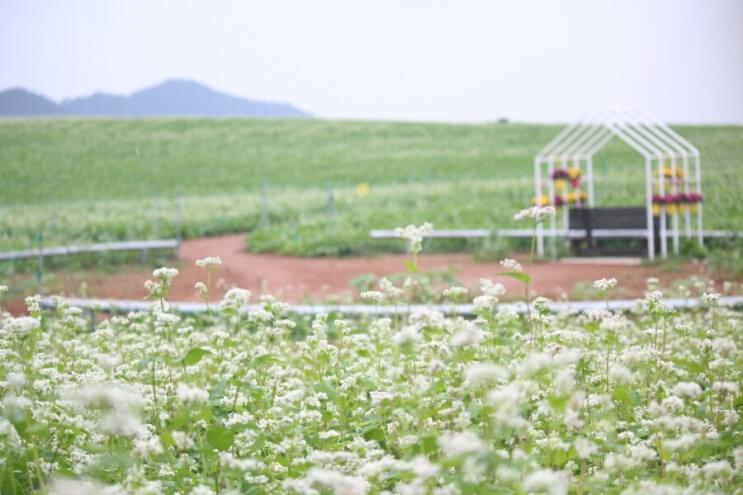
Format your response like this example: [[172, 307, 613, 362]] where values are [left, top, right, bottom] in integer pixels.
[[260, 181, 269, 227], [175, 194, 183, 244], [326, 184, 335, 236], [36, 231, 44, 295]]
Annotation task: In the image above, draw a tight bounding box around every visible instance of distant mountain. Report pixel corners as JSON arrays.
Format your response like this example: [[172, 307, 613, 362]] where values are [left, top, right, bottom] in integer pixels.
[[0, 88, 60, 115], [0, 79, 311, 118]]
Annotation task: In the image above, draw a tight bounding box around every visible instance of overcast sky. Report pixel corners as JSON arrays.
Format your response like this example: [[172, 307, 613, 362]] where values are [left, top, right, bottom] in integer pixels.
[[1, 0, 742, 123]]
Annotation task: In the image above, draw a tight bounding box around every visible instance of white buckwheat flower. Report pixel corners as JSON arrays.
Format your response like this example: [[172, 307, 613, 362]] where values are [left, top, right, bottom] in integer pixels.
[[195, 256, 222, 268], [671, 382, 702, 399], [360, 291, 384, 303], [176, 383, 209, 404], [152, 267, 178, 283], [450, 321, 484, 347], [305, 467, 370, 495], [480, 278, 506, 297], [593, 278, 617, 291], [522, 469, 567, 495], [438, 431, 485, 457], [701, 292, 720, 306], [514, 206, 556, 222], [394, 222, 433, 254], [442, 286, 469, 299], [463, 363, 508, 387], [195, 282, 208, 299], [500, 258, 523, 272], [392, 325, 421, 345], [219, 288, 251, 312]]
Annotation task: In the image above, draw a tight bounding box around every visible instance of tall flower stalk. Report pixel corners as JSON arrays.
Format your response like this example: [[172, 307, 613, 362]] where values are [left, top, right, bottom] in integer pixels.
[[394, 222, 433, 274], [499, 206, 555, 343], [195, 256, 222, 312]]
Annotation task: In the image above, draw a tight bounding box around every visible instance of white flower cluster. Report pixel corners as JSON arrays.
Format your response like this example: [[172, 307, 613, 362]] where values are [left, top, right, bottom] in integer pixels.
[[514, 205, 556, 222], [176, 383, 209, 404], [500, 258, 523, 272], [442, 286, 468, 299], [361, 278, 405, 304], [593, 277, 617, 291], [145, 266, 179, 299], [0, 260, 740, 494], [195, 256, 222, 269], [473, 279, 506, 313], [394, 222, 433, 254], [219, 287, 251, 312]]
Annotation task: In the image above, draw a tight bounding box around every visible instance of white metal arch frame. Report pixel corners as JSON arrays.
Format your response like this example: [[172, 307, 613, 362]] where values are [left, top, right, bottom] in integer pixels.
[[533, 108, 703, 260]]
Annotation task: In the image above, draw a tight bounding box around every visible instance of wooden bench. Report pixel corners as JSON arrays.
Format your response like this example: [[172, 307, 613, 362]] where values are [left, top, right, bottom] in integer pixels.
[[568, 207, 658, 256]]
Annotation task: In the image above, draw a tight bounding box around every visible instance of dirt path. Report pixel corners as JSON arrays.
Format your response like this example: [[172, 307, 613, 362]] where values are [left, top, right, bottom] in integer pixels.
[[42, 234, 710, 304]]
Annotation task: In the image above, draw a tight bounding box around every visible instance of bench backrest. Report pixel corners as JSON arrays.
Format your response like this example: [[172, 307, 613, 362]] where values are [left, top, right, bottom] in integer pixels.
[[569, 207, 647, 230]]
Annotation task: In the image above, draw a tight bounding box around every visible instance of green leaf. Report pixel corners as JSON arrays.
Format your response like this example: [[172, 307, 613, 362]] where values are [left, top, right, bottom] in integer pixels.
[[421, 435, 438, 454], [498, 271, 531, 284], [136, 357, 154, 371], [314, 380, 337, 401], [363, 426, 385, 442], [552, 448, 568, 467], [253, 354, 278, 367], [209, 380, 228, 403], [404, 259, 417, 273], [181, 347, 210, 367], [206, 425, 234, 451], [612, 386, 633, 406]]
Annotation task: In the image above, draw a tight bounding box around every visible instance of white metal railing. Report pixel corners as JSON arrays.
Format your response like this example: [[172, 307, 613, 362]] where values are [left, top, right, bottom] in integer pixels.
[[40, 295, 743, 318], [370, 229, 490, 239], [0, 239, 179, 262]]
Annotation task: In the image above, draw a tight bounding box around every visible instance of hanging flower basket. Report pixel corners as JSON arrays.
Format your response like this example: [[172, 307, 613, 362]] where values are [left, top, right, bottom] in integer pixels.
[[531, 194, 550, 207], [652, 194, 665, 216], [685, 192, 703, 213], [565, 190, 587, 206], [551, 169, 569, 192], [662, 166, 685, 179], [567, 167, 582, 188], [665, 194, 681, 215]]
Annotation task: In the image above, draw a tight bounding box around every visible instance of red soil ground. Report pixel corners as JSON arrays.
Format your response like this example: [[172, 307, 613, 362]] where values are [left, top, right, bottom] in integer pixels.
[[11, 234, 711, 309]]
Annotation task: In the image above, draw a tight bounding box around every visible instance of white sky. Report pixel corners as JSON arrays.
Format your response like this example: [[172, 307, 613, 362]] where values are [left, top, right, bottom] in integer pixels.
[[1, 0, 742, 123]]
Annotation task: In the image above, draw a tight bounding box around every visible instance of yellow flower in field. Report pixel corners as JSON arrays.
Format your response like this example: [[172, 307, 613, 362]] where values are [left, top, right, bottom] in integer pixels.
[[531, 194, 550, 206], [356, 182, 370, 198]]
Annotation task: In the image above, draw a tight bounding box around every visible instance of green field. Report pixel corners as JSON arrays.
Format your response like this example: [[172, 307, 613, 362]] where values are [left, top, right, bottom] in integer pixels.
[[1, 119, 742, 255]]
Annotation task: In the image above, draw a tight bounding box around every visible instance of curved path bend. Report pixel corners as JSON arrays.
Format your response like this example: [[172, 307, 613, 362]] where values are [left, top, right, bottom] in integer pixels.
[[71, 234, 708, 304]]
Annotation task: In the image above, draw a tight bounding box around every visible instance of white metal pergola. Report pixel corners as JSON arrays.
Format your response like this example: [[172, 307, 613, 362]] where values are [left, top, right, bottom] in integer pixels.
[[534, 108, 703, 260]]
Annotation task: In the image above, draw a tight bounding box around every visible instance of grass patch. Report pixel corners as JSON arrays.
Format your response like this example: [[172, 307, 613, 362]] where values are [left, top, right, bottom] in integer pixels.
[[1, 119, 741, 258]]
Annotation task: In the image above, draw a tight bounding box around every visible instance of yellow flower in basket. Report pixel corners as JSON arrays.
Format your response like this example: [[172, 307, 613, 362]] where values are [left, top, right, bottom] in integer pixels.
[[531, 194, 550, 206], [554, 178, 567, 192], [662, 166, 684, 179], [355, 182, 370, 198], [564, 190, 587, 204], [567, 167, 581, 180]]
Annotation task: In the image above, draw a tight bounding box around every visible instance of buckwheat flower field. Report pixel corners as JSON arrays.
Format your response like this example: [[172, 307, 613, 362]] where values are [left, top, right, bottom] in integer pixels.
[[0, 263, 741, 494]]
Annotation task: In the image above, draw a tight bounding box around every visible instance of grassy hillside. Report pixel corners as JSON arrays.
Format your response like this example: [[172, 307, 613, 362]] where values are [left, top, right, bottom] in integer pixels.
[[0, 119, 741, 255]]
